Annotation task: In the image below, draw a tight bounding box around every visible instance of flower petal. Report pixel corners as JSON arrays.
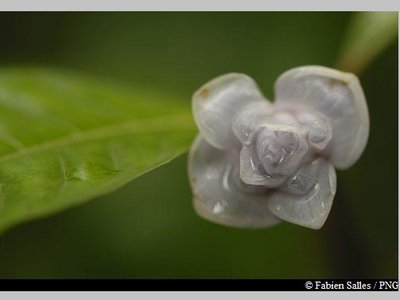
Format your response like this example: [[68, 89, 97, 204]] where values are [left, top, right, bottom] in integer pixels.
[[232, 101, 274, 145], [239, 145, 287, 187], [188, 135, 281, 228], [192, 73, 271, 150], [274, 66, 369, 169], [296, 111, 332, 151], [267, 158, 337, 229], [255, 126, 309, 177]]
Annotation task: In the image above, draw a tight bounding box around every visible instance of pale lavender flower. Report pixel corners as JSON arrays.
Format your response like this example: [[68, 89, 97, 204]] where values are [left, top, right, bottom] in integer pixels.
[[188, 66, 369, 229]]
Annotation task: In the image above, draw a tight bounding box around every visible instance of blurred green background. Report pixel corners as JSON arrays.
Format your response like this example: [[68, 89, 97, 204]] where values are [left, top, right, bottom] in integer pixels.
[[0, 12, 397, 278]]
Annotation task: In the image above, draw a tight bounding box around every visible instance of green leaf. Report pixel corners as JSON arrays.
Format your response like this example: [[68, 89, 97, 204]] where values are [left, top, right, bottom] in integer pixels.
[[337, 12, 398, 74], [0, 68, 196, 234]]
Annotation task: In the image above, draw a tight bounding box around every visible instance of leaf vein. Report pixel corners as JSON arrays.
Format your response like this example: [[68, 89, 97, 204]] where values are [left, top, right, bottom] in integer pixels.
[[0, 113, 194, 164]]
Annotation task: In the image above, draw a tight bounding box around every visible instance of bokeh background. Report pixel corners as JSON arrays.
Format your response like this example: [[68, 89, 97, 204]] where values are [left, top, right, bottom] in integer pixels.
[[0, 12, 397, 278]]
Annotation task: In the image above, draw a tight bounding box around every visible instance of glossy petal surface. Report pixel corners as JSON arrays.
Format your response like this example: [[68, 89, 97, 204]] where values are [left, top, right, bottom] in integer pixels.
[[296, 111, 332, 151], [268, 158, 337, 229], [255, 126, 309, 177], [239, 145, 286, 187], [275, 66, 369, 169], [188, 135, 280, 228], [192, 73, 270, 150], [238, 113, 309, 187], [232, 101, 274, 145]]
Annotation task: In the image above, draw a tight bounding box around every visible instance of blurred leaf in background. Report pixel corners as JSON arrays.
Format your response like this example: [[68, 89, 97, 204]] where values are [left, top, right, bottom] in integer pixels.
[[0, 12, 397, 279], [337, 11, 398, 74]]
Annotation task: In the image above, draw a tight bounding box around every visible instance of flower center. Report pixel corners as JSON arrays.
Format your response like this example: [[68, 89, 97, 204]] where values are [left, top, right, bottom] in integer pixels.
[[255, 127, 307, 177]]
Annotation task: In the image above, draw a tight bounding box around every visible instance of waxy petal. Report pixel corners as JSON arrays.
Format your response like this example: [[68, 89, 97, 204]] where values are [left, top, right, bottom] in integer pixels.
[[268, 158, 337, 229], [192, 73, 271, 150], [188, 135, 280, 228], [239, 145, 287, 188], [232, 101, 274, 145], [275, 66, 369, 169]]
